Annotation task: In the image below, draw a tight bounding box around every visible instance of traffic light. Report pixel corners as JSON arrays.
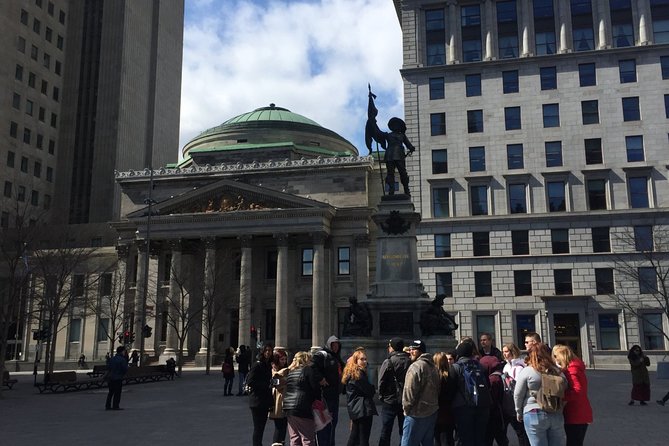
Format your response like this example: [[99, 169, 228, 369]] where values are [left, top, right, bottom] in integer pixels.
[[129, 332, 136, 344], [250, 325, 257, 341], [142, 325, 152, 338], [123, 330, 131, 344]]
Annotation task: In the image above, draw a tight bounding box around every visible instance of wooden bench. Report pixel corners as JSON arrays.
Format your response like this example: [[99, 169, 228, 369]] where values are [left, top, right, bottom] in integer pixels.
[[2, 371, 18, 389], [87, 365, 108, 378], [36, 371, 106, 394], [122, 365, 171, 384]]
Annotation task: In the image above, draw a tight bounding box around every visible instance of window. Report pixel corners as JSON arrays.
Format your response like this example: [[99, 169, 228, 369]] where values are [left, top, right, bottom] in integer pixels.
[[28, 72, 35, 87], [301, 248, 313, 276], [547, 181, 566, 211], [551, 229, 569, 254], [33, 18, 41, 34], [512, 230, 529, 255], [469, 146, 486, 171], [30, 44, 38, 60], [3, 181, 12, 198], [503, 70, 519, 93], [265, 310, 276, 341], [43, 194, 51, 210], [587, 178, 608, 210], [23, 128, 31, 145], [34, 161, 41, 178], [18, 186, 26, 202], [598, 313, 621, 350], [57, 35, 64, 50], [432, 187, 450, 217], [635, 225, 654, 251], [431, 113, 446, 135], [665, 94, 669, 118], [509, 183, 527, 213], [619, 59, 637, 83], [55, 60, 61, 75], [514, 270, 532, 296], [26, 99, 33, 116], [507, 144, 524, 169], [595, 268, 614, 294], [516, 314, 537, 347], [461, 5, 482, 62], [639, 267, 658, 294], [46, 166, 53, 182], [38, 108, 45, 122], [21, 9, 28, 25], [651, 0, 669, 44], [12, 92, 21, 109], [59, 10, 66, 24], [642, 313, 664, 350], [554, 269, 573, 295], [622, 97, 640, 121], [534, 0, 556, 55], [50, 113, 57, 128], [542, 104, 560, 127], [475, 271, 493, 297], [578, 63, 596, 86], [571, 0, 595, 51], [625, 135, 644, 161], [41, 80, 48, 94], [432, 149, 448, 174], [17, 36, 26, 53], [540, 66, 557, 90], [7, 151, 15, 167], [15, 64, 23, 81], [53, 86, 60, 102], [592, 227, 611, 252], [435, 234, 451, 257], [30, 190, 39, 206], [467, 110, 484, 133], [662, 56, 669, 79], [581, 100, 599, 124], [436, 272, 453, 297], [545, 141, 563, 167], [584, 138, 603, 164], [426, 9, 446, 66], [48, 2, 54, 15], [100, 273, 112, 296], [473, 232, 490, 256], [475, 315, 496, 341], [97, 319, 110, 343], [497, 0, 519, 58], [69, 319, 81, 343], [10, 122, 18, 139], [300, 308, 312, 339], [45, 26, 52, 42], [429, 77, 445, 100], [611, 0, 635, 46], [466, 74, 481, 96], [628, 176, 649, 208], [48, 140, 55, 154], [266, 250, 277, 279], [337, 247, 350, 275], [43, 53, 51, 69], [470, 185, 489, 215], [1, 212, 9, 229], [505, 107, 521, 130]]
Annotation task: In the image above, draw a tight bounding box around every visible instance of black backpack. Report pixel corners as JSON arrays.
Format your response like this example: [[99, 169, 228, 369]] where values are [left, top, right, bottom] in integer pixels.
[[459, 360, 491, 407]]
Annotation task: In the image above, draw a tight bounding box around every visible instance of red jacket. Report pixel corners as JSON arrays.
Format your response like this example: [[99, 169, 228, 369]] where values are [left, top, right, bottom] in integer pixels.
[[562, 358, 593, 424]]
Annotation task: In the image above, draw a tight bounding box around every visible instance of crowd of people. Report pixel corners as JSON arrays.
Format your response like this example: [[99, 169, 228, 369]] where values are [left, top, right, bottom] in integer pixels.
[[221, 331, 603, 446]]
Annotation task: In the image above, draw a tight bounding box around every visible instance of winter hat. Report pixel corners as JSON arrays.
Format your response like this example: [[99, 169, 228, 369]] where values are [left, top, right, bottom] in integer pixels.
[[479, 355, 502, 374], [389, 338, 404, 352], [409, 339, 427, 352]]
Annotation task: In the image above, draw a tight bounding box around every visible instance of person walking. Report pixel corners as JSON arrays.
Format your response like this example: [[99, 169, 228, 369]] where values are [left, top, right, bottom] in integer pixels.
[[479, 333, 503, 362], [501, 343, 529, 446], [401, 340, 440, 446], [270, 349, 290, 446], [283, 351, 321, 446], [312, 335, 345, 446], [222, 347, 235, 396], [378, 337, 411, 446], [247, 344, 274, 446], [433, 351, 455, 446], [105, 346, 129, 410], [552, 345, 592, 446], [343, 348, 377, 446], [627, 345, 650, 406], [513, 343, 567, 446], [237, 344, 251, 396]]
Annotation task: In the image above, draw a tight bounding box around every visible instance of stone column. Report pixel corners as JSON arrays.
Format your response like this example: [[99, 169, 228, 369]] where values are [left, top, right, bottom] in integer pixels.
[[238, 235, 253, 349], [144, 246, 160, 356], [355, 234, 371, 299], [160, 239, 181, 361], [447, 1, 458, 63], [637, 0, 651, 45], [520, 0, 533, 56], [311, 232, 326, 350], [557, 0, 573, 53], [133, 241, 148, 351], [483, 0, 496, 60], [198, 237, 216, 357], [274, 234, 289, 350], [595, 0, 611, 49]]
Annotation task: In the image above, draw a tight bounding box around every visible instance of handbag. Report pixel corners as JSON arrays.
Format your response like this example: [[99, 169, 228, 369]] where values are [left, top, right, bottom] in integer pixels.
[[312, 398, 333, 432]]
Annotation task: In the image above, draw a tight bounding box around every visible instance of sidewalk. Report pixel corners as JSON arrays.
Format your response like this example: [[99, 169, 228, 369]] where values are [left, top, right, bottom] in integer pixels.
[[0, 368, 667, 445]]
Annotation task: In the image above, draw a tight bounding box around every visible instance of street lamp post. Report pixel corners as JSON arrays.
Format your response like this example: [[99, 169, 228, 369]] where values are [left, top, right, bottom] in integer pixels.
[[139, 167, 156, 365]]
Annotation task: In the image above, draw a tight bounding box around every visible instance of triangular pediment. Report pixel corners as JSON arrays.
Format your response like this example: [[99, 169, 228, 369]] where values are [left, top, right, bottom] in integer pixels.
[[127, 179, 330, 218]]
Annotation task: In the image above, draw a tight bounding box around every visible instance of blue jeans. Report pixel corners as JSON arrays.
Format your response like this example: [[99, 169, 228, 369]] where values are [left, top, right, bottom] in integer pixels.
[[401, 411, 437, 446], [379, 402, 405, 446], [523, 410, 566, 446], [316, 396, 340, 446]]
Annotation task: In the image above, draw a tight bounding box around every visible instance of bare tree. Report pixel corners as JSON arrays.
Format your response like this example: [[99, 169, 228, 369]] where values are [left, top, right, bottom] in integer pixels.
[[199, 251, 231, 375], [609, 224, 669, 346]]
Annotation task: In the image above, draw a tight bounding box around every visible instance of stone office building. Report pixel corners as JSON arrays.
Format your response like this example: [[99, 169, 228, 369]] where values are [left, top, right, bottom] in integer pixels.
[[395, 0, 669, 367]]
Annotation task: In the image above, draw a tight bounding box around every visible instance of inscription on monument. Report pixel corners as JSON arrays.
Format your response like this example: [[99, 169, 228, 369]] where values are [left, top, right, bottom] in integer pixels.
[[378, 239, 412, 281]]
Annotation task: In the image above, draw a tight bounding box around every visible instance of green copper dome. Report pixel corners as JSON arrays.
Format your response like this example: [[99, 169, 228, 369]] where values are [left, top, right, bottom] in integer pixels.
[[182, 104, 358, 162]]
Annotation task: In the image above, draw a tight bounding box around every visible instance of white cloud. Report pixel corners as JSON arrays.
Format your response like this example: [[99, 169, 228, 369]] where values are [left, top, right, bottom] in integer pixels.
[[179, 0, 403, 158]]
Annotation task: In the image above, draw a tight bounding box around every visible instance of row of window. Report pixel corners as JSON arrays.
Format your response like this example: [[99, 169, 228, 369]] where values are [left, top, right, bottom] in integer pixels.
[[2, 182, 51, 210], [5, 151, 53, 181], [431, 173, 653, 218], [433, 225, 652, 259], [429, 58, 669, 101], [20, 3, 66, 27], [434, 265, 659, 300], [9, 121, 58, 152], [426, 0, 669, 65]]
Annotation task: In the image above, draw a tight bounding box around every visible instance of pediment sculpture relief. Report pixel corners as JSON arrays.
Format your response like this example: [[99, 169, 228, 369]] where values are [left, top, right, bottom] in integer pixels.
[[179, 193, 270, 214]]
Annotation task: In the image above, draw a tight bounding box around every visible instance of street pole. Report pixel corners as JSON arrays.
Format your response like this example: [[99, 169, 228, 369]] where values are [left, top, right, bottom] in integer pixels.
[[139, 167, 155, 366]]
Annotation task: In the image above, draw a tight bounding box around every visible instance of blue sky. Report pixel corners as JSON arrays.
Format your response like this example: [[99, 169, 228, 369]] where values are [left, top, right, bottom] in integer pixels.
[[179, 0, 403, 157]]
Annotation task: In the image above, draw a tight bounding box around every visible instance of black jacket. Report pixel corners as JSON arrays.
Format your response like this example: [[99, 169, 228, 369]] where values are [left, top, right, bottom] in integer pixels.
[[377, 351, 411, 405], [312, 347, 344, 401], [246, 360, 272, 409], [283, 365, 320, 419], [346, 371, 378, 420]]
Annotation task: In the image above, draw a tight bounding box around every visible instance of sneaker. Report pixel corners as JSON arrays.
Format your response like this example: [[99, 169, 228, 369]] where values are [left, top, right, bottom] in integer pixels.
[[628, 400, 634, 405], [657, 400, 665, 406]]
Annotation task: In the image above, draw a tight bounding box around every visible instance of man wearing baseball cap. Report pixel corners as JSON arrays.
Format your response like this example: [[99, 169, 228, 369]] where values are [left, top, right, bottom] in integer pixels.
[[401, 340, 440, 445], [378, 338, 411, 446]]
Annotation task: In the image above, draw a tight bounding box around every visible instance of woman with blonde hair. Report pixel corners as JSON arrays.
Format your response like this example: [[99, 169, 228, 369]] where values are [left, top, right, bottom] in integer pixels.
[[282, 351, 320, 445], [342, 348, 377, 446], [433, 352, 455, 446], [552, 345, 592, 446], [270, 349, 290, 446]]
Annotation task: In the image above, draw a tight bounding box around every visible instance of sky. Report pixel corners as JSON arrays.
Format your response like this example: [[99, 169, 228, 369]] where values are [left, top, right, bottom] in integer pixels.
[[179, 0, 404, 157]]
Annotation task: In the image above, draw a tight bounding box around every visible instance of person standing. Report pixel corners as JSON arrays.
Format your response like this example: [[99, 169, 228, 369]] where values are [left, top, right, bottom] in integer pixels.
[[129, 349, 139, 367], [401, 340, 440, 446], [513, 343, 567, 446], [552, 345, 593, 446], [313, 335, 345, 446], [237, 344, 251, 396], [433, 351, 455, 446], [479, 333, 503, 362], [222, 348, 235, 395], [343, 348, 377, 446], [270, 349, 290, 446], [283, 351, 321, 446], [105, 346, 129, 410], [501, 343, 529, 446], [479, 356, 509, 446], [247, 344, 274, 446], [378, 338, 411, 446], [627, 345, 650, 405]]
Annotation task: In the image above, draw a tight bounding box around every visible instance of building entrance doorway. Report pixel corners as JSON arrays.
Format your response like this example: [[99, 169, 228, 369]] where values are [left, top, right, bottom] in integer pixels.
[[553, 313, 581, 357]]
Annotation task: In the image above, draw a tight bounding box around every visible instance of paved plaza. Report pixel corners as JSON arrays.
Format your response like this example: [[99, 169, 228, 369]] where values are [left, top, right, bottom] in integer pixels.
[[0, 368, 667, 445]]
